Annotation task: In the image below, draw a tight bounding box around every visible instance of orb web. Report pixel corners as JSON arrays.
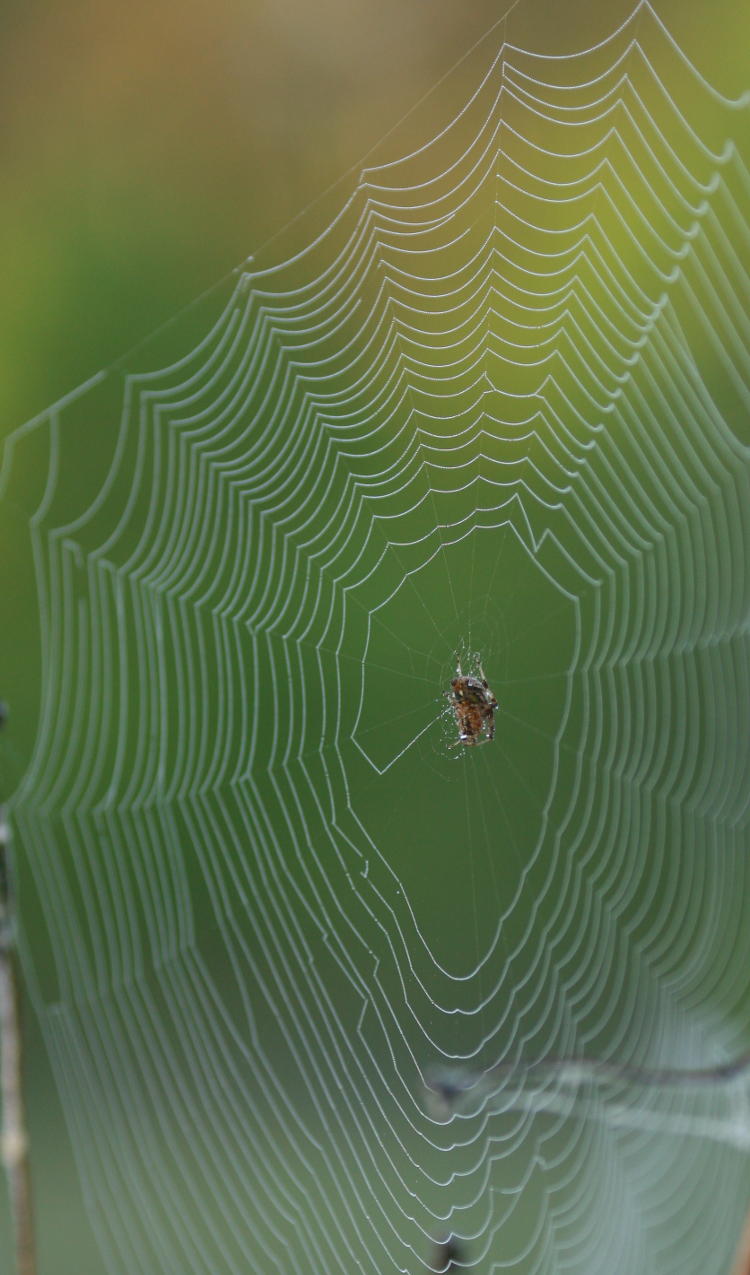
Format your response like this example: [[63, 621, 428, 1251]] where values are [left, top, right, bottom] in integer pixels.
[[3, 3, 750, 1272]]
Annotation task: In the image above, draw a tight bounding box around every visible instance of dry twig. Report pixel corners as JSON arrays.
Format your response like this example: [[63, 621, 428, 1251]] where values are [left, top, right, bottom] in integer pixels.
[[730, 1200, 750, 1275], [0, 706, 36, 1275]]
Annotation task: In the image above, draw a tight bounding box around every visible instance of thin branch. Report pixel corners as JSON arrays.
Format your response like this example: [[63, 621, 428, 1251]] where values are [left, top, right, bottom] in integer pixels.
[[0, 717, 36, 1275], [425, 1047, 750, 1114], [730, 1200, 750, 1275]]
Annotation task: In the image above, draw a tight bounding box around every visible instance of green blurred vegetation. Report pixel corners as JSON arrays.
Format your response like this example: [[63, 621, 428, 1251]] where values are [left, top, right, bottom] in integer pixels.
[[3, 0, 745, 435]]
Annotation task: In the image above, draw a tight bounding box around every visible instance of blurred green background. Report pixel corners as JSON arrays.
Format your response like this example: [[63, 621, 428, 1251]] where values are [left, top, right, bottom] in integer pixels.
[[2, 0, 747, 437], [2, 1, 750, 1271]]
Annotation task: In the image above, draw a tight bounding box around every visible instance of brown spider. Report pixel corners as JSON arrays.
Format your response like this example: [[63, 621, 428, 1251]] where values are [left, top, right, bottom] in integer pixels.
[[449, 659, 498, 747]]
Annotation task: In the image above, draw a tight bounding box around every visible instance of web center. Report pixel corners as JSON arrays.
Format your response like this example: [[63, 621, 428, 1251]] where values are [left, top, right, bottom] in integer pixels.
[[346, 522, 578, 971]]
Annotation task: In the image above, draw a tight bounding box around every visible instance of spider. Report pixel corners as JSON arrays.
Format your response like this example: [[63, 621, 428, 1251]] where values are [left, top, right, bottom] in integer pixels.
[[449, 659, 498, 747]]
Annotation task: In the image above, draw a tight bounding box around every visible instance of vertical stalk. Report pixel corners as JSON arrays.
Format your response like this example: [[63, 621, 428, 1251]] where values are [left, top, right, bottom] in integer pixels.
[[730, 1202, 750, 1275], [0, 800, 36, 1275]]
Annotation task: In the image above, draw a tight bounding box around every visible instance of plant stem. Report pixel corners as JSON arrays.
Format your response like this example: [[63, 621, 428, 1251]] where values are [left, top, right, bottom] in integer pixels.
[[730, 1201, 750, 1275], [0, 804, 36, 1275]]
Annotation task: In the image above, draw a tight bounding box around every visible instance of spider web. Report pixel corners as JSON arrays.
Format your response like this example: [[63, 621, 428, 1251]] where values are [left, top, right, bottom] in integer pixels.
[[2, 2, 750, 1271]]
